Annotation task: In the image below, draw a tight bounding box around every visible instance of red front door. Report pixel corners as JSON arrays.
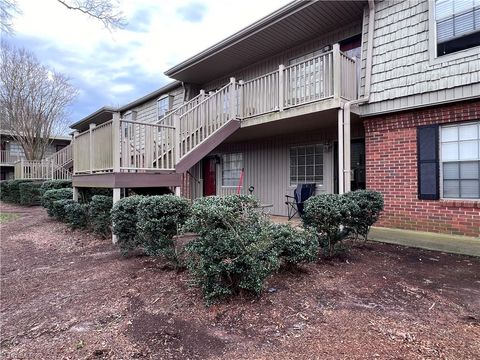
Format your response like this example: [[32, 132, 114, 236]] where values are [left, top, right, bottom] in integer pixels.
[[203, 157, 217, 196]]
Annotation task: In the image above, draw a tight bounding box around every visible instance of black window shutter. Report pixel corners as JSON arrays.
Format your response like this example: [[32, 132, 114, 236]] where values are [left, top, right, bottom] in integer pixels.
[[417, 125, 440, 200]]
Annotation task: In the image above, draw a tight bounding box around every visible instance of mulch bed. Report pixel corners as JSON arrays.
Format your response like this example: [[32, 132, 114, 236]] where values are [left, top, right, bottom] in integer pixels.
[[1, 201, 479, 359]]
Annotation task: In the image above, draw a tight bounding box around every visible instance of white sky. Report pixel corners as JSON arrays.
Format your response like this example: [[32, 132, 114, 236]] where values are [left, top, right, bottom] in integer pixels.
[[9, 0, 291, 121]]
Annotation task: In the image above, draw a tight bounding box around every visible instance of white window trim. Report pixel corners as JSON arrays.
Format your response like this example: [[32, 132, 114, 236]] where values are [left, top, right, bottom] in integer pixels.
[[221, 152, 244, 188], [288, 143, 326, 188], [428, 0, 480, 65], [157, 94, 173, 120], [439, 121, 480, 200]]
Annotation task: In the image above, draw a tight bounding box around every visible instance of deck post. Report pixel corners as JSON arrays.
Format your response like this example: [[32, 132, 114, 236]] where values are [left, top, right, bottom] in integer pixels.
[[333, 43, 341, 101], [238, 80, 244, 119], [72, 131, 79, 175], [174, 113, 181, 165], [73, 187, 79, 202], [112, 188, 121, 244], [175, 186, 181, 196], [20, 158, 24, 179], [89, 123, 96, 174], [112, 112, 121, 173], [278, 64, 285, 111], [338, 108, 344, 194], [343, 108, 351, 193], [229, 77, 236, 119]]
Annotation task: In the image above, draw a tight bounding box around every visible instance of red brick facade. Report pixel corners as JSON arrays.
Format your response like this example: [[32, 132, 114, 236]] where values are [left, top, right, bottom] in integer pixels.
[[364, 100, 480, 237]]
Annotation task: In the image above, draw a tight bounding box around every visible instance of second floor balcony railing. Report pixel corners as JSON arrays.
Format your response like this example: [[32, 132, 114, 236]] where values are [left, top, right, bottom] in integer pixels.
[[73, 44, 357, 175], [0, 150, 25, 164]]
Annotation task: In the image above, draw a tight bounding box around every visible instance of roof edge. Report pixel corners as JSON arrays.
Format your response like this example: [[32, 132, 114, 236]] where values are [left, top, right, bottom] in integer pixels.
[[69, 106, 117, 130], [117, 81, 181, 112]]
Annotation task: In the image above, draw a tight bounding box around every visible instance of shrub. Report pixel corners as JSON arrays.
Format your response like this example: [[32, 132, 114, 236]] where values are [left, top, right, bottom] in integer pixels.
[[344, 190, 384, 241], [136, 195, 191, 262], [88, 195, 113, 237], [42, 188, 73, 217], [269, 223, 318, 265], [1, 180, 33, 203], [0, 180, 13, 202], [40, 180, 72, 195], [111, 196, 144, 255], [19, 181, 44, 206], [79, 188, 112, 203], [185, 195, 280, 305], [51, 199, 76, 221], [303, 194, 353, 258], [64, 201, 89, 230]]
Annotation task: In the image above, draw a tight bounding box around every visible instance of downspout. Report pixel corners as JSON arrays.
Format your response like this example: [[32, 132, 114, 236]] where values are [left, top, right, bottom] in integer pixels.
[[340, 0, 375, 193]]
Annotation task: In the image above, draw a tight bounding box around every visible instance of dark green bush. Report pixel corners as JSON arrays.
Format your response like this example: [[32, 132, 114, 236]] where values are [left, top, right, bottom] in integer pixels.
[[42, 188, 73, 217], [185, 195, 281, 305], [19, 181, 44, 206], [0, 180, 13, 202], [269, 223, 318, 265], [1, 180, 33, 203], [39, 180, 72, 195], [111, 196, 144, 255], [303, 194, 353, 258], [344, 190, 384, 241], [88, 195, 113, 237], [136, 195, 191, 262], [51, 199, 76, 221], [79, 188, 112, 203], [64, 201, 89, 229]]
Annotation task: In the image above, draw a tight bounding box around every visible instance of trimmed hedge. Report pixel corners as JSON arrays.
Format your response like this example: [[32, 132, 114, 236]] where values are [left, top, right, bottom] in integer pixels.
[[269, 223, 318, 265], [51, 199, 76, 221], [64, 201, 89, 229], [0, 180, 34, 203], [79, 188, 112, 203], [136, 195, 191, 262], [42, 188, 73, 217], [111, 196, 144, 255], [88, 195, 113, 237], [344, 190, 384, 241], [40, 180, 72, 195], [19, 182, 44, 206]]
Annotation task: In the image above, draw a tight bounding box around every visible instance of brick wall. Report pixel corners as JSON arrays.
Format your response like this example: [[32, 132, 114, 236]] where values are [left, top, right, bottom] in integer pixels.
[[364, 100, 480, 237]]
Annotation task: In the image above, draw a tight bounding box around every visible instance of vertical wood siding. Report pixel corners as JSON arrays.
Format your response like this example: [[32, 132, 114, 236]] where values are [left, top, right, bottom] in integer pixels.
[[360, 0, 480, 115]]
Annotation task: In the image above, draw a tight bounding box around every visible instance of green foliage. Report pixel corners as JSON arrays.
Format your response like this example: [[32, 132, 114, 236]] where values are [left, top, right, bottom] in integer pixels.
[[111, 196, 144, 255], [184, 195, 281, 305], [41, 188, 73, 217], [303, 194, 353, 258], [88, 195, 113, 237], [344, 190, 384, 241], [136, 195, 191, 262], [18, 181, 44, 206], [0, 179, 34, 203], [269, 223, 319, 265], [51, 199, 76, 221], [79, 188, 112, 203], [64, 201, 89, 229], [39, 180, 72, 195]]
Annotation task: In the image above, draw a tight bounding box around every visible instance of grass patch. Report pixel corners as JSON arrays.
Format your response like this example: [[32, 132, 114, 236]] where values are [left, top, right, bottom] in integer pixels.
[[0, 213, 18, 223]]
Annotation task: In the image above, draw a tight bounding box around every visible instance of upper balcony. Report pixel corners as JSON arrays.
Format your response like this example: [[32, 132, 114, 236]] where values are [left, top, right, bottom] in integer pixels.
[[72, 44, 357, 184], [0, 150, 25, 166]]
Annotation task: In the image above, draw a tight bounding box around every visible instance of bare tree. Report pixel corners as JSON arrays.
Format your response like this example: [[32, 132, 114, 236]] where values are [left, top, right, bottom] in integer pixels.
[[0, 41, 78, 160], [0, 0, 20, 35], [0, 0, 126, 33]]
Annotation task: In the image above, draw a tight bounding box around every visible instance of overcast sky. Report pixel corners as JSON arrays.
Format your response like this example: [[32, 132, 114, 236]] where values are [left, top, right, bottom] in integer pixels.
[[8, 0, 290, 124]]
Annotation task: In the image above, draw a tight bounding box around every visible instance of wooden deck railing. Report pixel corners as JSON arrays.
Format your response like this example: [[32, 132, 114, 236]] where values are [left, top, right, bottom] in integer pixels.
[[0, 150, 24, 164], [14, 159, 71, 180], [72, 44, 357, 175]]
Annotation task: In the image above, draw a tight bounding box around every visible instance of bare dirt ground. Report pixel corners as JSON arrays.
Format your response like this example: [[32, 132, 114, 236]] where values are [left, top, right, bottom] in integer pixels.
[[1, 202, 479, 360]]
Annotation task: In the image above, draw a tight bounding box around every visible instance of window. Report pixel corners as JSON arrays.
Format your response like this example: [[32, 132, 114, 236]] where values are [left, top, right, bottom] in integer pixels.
[[8, 142, 24, 156], [440, 121, 480, 199], [222, 153, 243, 187], [290, 144, 323, 186], [435, 0, 480, 56], [157, 96, 172, 120]]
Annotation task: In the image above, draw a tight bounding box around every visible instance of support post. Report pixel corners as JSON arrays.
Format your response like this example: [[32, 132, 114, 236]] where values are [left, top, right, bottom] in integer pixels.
[[229, 77, 236, 119], [73, 186, 79, 201], [112, 112, 121, 173], [343, 107, 351, 193], [238, 80, 244, 119], [278, 64, 285, 111], [337, 108, 344, 194], [174, 114, 181, 166], [112, 188, 121, 244], [333, 43, 341, 101], [72, 131, 79, 175], [20, 158, 24, 179], [175, 186, 181, 196], [51, 159, 54, 180], [89, 123, 96, 174]]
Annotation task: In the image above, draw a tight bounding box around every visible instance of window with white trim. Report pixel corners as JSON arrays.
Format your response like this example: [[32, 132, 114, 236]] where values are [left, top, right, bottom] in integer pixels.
[[222, 153, 243, 186], [435, 0, 480, 56], [157, 95, 172, 120], [289, 144, 323, 186], [440, 121, 480, 199]]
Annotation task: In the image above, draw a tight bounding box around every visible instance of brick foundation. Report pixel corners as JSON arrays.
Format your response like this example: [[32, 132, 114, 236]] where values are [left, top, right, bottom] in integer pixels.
[[364, 100, 480, 237]]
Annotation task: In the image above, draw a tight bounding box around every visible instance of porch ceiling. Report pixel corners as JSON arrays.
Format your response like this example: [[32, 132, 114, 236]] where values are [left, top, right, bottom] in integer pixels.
[[225, 109, 362, 143], [165, 0, 366, 84]]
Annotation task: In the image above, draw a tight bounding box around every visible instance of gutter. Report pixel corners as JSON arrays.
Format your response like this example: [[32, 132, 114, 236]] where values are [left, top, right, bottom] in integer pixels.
[[339, 0, 375, 193]]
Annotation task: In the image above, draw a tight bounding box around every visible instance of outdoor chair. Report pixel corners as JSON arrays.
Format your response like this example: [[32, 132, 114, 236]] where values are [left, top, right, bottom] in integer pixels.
[[285, 183, 316, 220]]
